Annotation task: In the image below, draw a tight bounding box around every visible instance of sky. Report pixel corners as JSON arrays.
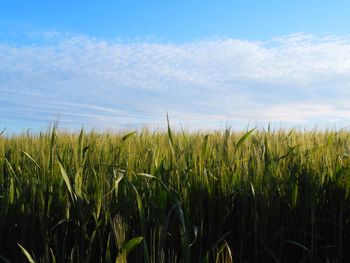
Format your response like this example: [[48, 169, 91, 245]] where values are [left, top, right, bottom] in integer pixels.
[[2, 1, 350, 132]]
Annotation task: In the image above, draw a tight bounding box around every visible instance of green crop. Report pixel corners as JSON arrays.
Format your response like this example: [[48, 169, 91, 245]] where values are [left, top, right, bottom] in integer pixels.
[[0, 126, 350, 262]]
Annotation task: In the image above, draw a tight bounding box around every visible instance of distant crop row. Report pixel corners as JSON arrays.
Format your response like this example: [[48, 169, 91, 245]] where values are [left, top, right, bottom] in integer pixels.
[[1, 124, 350, 262]]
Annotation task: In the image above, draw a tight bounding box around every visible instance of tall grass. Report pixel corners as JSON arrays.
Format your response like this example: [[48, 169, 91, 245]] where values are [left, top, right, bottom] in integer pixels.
[[1, 126, 350, 262]]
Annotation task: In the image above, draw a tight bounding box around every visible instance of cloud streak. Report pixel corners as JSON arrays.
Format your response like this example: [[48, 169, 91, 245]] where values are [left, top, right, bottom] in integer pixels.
[[1, 32, 350, 131]]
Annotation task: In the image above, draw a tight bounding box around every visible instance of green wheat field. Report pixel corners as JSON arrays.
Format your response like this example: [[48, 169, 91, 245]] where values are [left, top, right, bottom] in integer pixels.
[[1, 123, 350, 262]]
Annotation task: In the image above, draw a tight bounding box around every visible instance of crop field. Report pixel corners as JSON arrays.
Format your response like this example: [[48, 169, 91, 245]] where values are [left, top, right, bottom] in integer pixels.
[[1, 124, 350, 262]]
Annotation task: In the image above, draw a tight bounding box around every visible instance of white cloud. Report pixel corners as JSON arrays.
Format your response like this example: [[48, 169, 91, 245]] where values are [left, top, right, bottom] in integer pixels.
[[1, 32, 350, 131]]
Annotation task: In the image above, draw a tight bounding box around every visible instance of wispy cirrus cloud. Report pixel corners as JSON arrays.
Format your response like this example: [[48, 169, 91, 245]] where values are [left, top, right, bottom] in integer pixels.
[[1, 32, 350, 132]]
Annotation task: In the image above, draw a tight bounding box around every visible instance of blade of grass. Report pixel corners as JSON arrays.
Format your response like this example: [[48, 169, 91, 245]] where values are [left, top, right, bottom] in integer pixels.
[[21, 150, 40, 169], [121, 131, 137, 143], [236, 128, 256, 148], [18, 243, 36, 263], [0, 127, 6, 136], [123, 236, 143, 256], [166, 113, 175, 154], [57, 152, 75, 202]]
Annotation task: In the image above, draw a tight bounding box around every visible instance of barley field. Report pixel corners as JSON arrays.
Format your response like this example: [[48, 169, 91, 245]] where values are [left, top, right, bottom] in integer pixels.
[[1, 124, 350, 262]]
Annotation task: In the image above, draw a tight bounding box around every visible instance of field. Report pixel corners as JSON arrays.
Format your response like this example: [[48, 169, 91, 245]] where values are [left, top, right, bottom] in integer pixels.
[[1, 124, 350, 262]]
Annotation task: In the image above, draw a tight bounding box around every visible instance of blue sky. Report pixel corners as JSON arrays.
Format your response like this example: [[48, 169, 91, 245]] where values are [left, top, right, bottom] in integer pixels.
[[2, 1, 350, 42], [2, 1, 350, 132]]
